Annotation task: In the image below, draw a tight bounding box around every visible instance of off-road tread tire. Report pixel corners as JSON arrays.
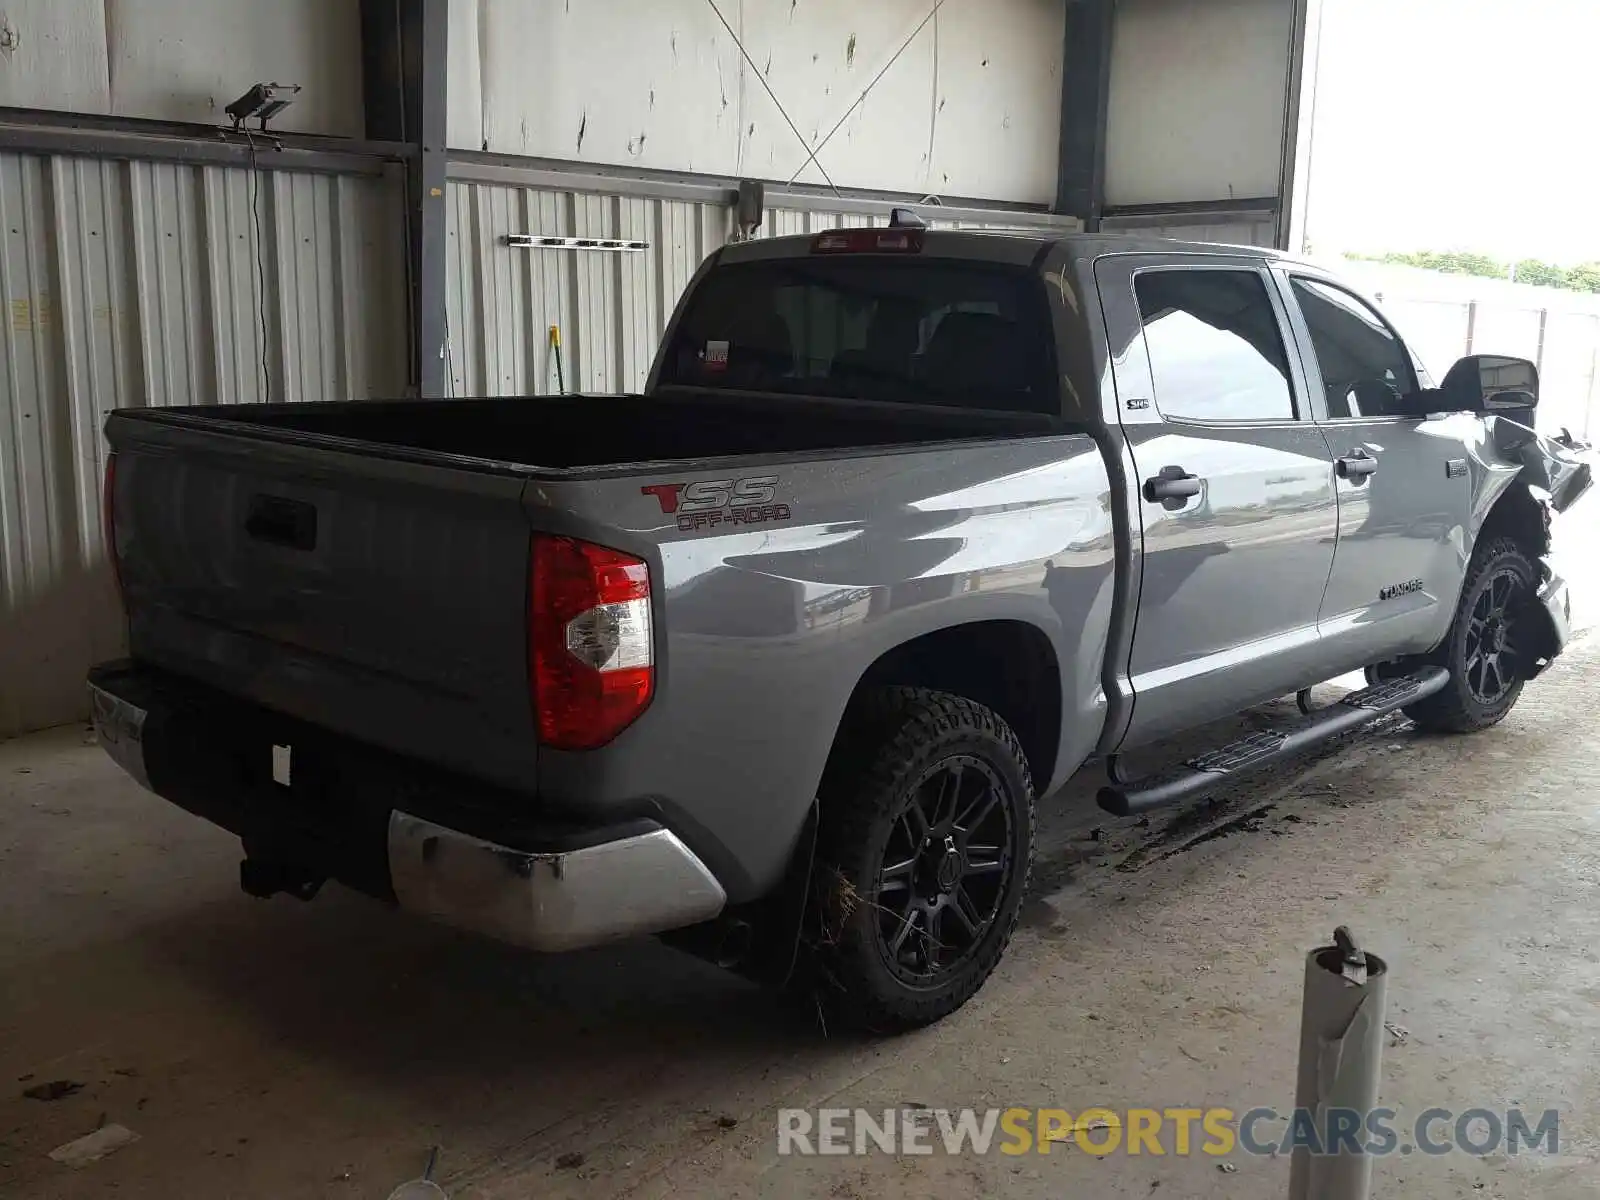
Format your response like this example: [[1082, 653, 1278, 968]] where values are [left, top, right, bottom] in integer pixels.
[[1404, 536, 1537, 733], [802, 687, 1035, 1033]]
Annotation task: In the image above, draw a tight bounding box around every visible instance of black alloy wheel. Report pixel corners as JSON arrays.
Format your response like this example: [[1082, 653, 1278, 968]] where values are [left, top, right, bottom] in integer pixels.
[[804, 688, 1036, 1032], [1461, 566, 1524, 707], [1402, 537, 1539, 733], [873, 755, 1014, 986]]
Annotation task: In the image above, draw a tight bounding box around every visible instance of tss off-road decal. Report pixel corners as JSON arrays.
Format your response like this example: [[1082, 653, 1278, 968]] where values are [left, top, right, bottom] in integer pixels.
[[642, 476, 794, 532]]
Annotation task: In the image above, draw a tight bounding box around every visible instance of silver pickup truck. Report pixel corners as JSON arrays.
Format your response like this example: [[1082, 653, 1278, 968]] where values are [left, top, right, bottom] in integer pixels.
[[90, 218, 1591, 1031]]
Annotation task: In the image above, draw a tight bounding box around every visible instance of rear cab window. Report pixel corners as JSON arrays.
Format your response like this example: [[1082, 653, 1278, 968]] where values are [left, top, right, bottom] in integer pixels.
[[659, 258, 1058, 415]]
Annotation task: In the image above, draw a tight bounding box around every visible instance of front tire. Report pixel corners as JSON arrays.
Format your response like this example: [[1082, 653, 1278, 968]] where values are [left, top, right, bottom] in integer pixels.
[[802, 688, 1035, 1033], [1403, 537, 1538, 733]]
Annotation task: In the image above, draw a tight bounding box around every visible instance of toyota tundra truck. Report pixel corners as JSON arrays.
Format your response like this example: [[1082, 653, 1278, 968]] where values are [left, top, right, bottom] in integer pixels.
[[89, 217, 1592, 1031]]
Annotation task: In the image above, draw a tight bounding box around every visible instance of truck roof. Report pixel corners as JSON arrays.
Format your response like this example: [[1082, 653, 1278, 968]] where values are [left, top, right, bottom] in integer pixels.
[[719, 228, 1303, 270]]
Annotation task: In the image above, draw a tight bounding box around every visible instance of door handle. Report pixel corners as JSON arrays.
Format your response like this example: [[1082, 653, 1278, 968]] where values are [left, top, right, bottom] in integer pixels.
[[1143, 465, 1203, 510], [1336, 451, 1379, 482]]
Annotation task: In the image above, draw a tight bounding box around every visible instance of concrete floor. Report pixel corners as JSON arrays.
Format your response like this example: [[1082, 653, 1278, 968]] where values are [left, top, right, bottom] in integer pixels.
[[3, 529, 1598, 1199]]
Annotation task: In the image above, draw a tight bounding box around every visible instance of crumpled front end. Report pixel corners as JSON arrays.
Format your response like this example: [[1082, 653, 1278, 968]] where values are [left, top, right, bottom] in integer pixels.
[[1484, 418, 1594, 676], [1491, 417, 1594, 515]]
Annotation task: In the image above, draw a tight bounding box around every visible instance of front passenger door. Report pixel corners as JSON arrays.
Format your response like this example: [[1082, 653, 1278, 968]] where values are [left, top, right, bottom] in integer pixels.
[[1275, 273, 1475, 668]]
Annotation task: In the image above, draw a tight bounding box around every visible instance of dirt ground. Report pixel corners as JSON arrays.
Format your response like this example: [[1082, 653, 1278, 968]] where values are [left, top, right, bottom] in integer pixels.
[[3, 540, 1598, 1198]]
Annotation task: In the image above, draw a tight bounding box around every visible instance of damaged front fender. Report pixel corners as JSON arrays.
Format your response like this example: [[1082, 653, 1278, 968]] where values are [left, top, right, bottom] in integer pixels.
[[1489, 416, 1593, 515], [1525, 565, 1574, 679], [1472, 418, 1592, 677]]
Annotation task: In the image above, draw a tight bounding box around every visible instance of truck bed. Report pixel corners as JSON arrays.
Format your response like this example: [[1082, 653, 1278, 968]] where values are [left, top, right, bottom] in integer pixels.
[[104, 391, 1059, 798], [158, 390, 1057, 472]]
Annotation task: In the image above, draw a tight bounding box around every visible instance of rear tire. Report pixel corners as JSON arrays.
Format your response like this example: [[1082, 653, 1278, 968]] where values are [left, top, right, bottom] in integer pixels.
[[800, 688, 1035, 1033], [1403, 537, 1538, 733]]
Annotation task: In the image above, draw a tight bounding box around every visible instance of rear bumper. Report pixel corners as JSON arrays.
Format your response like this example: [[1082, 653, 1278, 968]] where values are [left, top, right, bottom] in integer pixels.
[[386, 814, 724, 952], [88, 662, 726, 952]]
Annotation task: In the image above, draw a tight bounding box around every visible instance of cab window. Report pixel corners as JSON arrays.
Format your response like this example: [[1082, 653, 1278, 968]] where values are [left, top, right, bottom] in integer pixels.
[[659, 260, 1054, 414], [1135, 269, 1296, 422], [1291, 278, 1418, 419]]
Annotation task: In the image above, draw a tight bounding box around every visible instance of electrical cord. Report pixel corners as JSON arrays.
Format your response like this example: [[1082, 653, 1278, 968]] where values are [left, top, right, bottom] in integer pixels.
[[391, 0, 425, 397], [241, 125, 272, 404]]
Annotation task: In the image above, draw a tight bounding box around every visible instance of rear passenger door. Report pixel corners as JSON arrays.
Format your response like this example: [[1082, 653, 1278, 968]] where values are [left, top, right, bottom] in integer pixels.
[[1097, 255, 1341, 746], [1273, 271, 1474, 666]]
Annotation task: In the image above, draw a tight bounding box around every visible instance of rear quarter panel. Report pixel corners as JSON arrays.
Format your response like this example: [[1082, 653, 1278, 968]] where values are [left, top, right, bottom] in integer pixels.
[[529, 435, 1115, 900]]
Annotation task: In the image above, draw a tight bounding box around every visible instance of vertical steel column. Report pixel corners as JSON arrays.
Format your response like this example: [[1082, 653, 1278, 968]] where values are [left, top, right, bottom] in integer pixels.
[[1277, 0, 1325, 252], [361, 0, 448, 398], [1288, 928, 1388, 1200], [1054, 0, 1115, 229]]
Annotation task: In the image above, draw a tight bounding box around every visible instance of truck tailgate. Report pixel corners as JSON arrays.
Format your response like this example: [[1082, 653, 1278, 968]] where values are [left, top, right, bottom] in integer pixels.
[[107, 413, 539, 792]]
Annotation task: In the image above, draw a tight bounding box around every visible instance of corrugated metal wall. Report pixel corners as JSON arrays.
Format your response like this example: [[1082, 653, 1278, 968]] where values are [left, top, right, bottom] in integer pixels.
[[0, 152, 406, 737], [445, 178, 1079, 397], [445, 182, 724, 398]]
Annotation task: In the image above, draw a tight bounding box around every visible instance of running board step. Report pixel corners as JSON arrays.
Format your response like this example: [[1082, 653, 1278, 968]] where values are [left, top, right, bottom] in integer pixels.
[[1097, 666, 1451, 817]]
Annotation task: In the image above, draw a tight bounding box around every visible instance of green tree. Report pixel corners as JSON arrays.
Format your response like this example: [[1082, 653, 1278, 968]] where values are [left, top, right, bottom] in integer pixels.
[[1344, 249, 1600, 296], [1567, 263, 1600, 293], [1513, 259, 1570, 288], [1426, 251, 1506, 277]]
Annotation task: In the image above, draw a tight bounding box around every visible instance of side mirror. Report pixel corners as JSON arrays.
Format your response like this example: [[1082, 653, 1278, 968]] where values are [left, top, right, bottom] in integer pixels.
[[1482, 388, 1536, 413], [1439, 354, 1539, 415]]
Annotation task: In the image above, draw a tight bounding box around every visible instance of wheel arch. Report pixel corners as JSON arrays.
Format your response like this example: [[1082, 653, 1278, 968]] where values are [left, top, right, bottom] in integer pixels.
[[1471, 488, 1562, 665], [842, 619, 1064, 793], [1473, 483, 1551, 564]]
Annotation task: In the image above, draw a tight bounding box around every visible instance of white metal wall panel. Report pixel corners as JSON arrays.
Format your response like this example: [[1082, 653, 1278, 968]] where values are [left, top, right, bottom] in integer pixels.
[[445, 178, 1075, 398], [0, 0, 364, 136], [0, 1, 111, 114], [448, 0, 1066, 205], [1100, 217, 1280, 248], [0, 153, 405, 737], [1105, 0, 1293, 208]]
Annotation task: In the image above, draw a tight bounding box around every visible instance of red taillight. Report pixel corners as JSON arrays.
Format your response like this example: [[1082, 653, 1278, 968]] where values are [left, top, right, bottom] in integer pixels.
[[103, 453, 124, 602], [811, 228, 924, 254], [530, 535, 654, 750]]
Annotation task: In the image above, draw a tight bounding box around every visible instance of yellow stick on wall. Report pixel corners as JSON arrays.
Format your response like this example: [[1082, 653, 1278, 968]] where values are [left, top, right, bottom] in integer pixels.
[[548, 325, 565, 395]]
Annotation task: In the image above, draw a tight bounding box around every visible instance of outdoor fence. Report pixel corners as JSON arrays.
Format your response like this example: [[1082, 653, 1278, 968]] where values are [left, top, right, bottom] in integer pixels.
[[1345, 262, 1600, 439]]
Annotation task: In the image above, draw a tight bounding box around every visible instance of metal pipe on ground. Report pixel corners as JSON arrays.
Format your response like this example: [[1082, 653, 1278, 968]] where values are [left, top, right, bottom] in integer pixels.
[[1287, 927, 1388, 1200]]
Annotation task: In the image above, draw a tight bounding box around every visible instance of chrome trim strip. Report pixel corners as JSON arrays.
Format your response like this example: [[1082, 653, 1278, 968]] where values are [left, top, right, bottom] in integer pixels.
[[387, 813, 727, 952]]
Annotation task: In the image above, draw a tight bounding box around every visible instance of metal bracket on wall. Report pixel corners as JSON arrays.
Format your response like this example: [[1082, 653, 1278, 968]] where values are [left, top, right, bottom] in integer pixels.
[[504, 235, 649, 252]]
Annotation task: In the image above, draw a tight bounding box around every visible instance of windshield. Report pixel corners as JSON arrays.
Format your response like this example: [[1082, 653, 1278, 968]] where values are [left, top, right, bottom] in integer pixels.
[[658, 257, 1056, 414]]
